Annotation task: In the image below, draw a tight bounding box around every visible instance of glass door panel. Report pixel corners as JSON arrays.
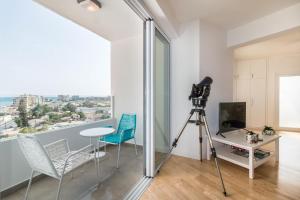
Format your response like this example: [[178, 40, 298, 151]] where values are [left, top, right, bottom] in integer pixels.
[[279, 76, 300, 129], [154, 28, 170, 170]]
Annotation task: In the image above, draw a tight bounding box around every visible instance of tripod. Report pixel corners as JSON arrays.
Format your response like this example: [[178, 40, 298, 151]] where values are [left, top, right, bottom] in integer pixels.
[[170, 106, 227, 196]]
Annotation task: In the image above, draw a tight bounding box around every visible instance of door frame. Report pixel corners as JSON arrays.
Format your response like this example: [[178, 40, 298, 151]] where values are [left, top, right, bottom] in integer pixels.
[[275, 73, 300, 131], [124, 0, 171, 178], [145, 20, 171, 177]]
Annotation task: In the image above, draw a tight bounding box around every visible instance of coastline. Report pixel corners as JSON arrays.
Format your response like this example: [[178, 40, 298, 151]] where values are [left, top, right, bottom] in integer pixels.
[[0, 96, 59, 107], [0, 97, 14, 107]]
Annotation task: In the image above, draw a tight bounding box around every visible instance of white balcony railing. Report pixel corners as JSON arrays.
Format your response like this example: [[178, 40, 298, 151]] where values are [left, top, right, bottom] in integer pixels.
[[0, 96, 119, 192], [0, 119, 115, 192]]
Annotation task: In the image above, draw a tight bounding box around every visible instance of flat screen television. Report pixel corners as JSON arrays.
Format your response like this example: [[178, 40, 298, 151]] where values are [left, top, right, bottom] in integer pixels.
[[219, 102, 246, 133]]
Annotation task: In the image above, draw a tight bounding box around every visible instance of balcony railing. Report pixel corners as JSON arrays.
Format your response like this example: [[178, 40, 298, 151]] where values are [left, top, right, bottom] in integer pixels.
[[0, 96, 116, 192], [0, 118, 115, 192]]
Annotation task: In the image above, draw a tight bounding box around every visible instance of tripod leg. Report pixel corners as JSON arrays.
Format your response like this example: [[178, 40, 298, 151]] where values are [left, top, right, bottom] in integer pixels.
[[201, 114, 227, 196], [169, 110, 194, 154], [197, 112, 203, 162], [155, 111, 195, 173]]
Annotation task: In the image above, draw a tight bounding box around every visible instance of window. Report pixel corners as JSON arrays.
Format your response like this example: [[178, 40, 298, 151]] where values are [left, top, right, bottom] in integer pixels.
[[0, 0, 111, 139], [279, 76, 300, 129]]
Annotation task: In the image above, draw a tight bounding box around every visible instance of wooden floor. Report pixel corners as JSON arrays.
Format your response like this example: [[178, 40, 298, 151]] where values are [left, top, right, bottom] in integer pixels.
[[141, 131, 300, 200]]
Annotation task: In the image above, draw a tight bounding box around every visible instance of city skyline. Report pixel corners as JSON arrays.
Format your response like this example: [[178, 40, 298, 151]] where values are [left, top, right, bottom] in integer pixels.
[[0, 0, 111, 97], [0, 94, 111, 98]]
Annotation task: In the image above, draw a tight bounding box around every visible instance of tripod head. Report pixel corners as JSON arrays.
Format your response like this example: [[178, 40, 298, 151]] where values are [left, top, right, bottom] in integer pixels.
[[188, 76, 212, 108]]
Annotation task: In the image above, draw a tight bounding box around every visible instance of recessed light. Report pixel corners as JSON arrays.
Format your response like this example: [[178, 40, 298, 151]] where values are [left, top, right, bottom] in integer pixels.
[[77, 0, 102, 12]]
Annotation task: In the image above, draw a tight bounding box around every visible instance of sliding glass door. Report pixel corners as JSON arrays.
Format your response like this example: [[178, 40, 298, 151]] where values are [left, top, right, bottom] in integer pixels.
[[154, 29, 170, 170], [144, 20, 170, 177]]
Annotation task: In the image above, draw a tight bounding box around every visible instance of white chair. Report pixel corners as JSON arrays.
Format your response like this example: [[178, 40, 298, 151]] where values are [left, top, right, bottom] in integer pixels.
[[17, 135, 99, 200]]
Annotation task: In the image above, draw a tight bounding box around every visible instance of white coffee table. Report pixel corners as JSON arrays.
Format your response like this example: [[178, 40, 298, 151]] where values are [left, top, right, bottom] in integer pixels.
[[210, 130, 281, 179]]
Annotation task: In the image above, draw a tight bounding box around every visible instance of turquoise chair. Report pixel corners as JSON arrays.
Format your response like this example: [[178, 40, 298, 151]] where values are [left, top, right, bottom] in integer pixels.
[[99, 113, 137, 168]]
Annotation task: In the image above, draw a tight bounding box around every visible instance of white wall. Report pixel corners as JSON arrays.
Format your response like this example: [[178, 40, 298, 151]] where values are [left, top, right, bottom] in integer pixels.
[[200, 22, 234, 134], [170, 20, 200, 159], [0, 120, 114, 191], [111, 34, 144, 145], [170, 20, 233, 160], [227, 3, 300, 47]]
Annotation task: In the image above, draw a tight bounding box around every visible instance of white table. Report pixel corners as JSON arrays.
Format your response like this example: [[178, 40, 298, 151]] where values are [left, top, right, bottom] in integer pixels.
[[80, 127, 115, 145], [80, 127, 115, 157], [209, 130, 281, 179], [80, 127, 115, 176]]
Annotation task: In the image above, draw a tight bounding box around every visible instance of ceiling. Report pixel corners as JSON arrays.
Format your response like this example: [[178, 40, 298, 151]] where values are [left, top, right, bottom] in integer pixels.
[[159, 0, 300, 29], [35, 0, 142, 41], [234, 28, 300, 59]]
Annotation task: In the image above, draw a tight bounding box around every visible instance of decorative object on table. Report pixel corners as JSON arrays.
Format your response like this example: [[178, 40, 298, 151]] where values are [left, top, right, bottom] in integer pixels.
[[231, 147, 249, 158], [254, 149, 271, 160], [262, 126, 276, 136], [246, 131, 259, 144], [99, 113, 137, 168], [257, 132, 264, 141], [231, 148, 270, 160]]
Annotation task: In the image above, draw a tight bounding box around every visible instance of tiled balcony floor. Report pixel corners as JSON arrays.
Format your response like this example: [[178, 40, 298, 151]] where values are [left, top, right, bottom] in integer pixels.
[[3, 144, 143, 200]]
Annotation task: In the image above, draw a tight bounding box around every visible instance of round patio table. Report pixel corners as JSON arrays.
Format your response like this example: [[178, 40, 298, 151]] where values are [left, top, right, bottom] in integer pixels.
[[80, 127, 115, 158], [80, 127, 115, 144]]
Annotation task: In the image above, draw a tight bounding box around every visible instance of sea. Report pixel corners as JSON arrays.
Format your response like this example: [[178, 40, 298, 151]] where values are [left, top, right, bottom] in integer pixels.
[[0, 96, 58, 107], [0, 97, 14, 107]]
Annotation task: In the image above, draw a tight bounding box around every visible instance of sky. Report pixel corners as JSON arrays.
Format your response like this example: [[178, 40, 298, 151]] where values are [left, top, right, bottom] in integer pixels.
[[0, 0, 111, 97]]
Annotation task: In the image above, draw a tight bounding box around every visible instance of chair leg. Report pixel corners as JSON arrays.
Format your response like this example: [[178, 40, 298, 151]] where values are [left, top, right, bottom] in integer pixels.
[[56, 175, 64, 200], [25, 170, 35, 200], [94, 157, 100, 181], [134, 137, 138, 155], [117, 143, 121, 168]]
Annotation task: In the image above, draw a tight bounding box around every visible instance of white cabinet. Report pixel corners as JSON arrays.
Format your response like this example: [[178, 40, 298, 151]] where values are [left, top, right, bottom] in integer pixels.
[[251, 78, 266, 127], [235, 59, 267, 129], [251, 59, 267, 78]]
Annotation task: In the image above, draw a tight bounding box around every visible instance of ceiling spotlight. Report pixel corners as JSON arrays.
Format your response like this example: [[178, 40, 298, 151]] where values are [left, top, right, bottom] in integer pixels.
[[77, 0, 102, 12]]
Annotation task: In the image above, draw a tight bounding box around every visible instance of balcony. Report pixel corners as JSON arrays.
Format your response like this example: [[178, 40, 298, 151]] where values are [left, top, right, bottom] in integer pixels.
[[0, 0, 144, 199], [0, 116, 144, 200]]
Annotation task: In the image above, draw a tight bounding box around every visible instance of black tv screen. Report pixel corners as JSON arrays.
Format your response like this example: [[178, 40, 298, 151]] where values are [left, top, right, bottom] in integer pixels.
[[219, 102, 246, 132]]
